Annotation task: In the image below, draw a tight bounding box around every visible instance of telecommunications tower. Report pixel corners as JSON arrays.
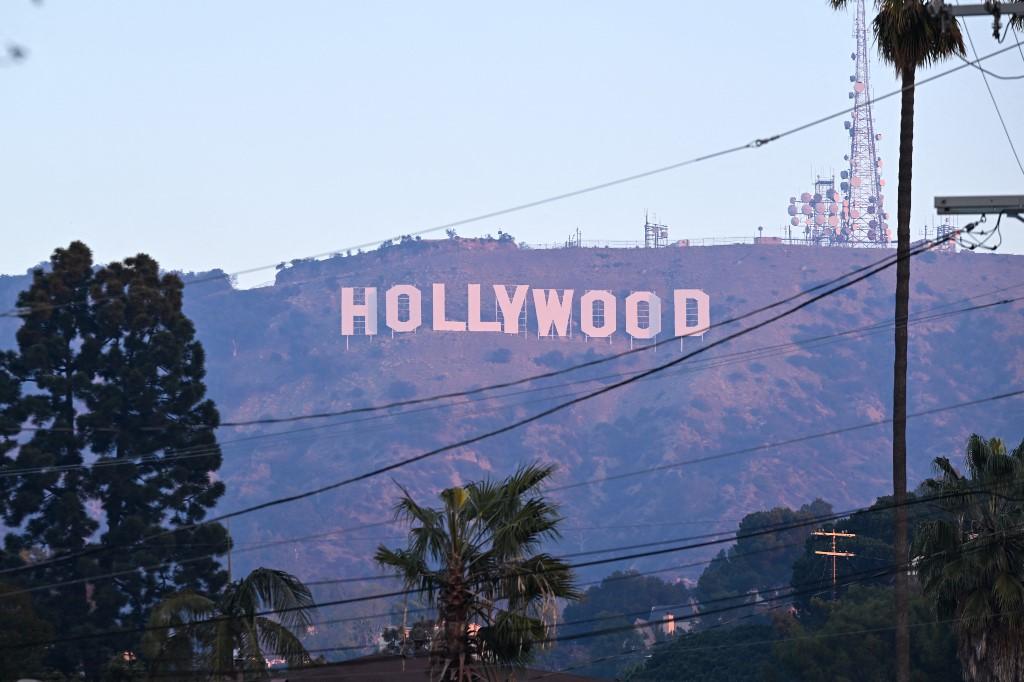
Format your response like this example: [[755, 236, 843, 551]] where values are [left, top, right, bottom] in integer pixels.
[[840, 0, 889, 246], [786, 0, 888, 247]]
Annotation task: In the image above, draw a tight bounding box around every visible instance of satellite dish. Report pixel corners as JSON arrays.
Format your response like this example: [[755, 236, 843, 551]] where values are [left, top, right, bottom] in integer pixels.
[[844, 121, 852, 130], [876, 133, 883, 140], [850, 74, 856, 82], [790, 196, 796, 203], [816, 203, 826, 214], [829, 204, 839, 215], [851, 176, 862, 187], [790, 217, 800, 226], [877, 158, 883, 168], [815, 214, 825, 225], [869, 219, 878, 229], [867, 205, 875, 214], [849, 92, 855, 99], [851, 52, 857, 59], [841, 181, 850, 192], [879, 179, 886, 187], [840, 170, 849, 179], [802, 205, 813, 216], [788, 205, 798, 216], [851, 209, 861, 219], [813, 193, 823, 202], [801, 192, 811, 202], [828, 215, 839, 227], [855, 82, 865, 93], [844, 154, 850, 161], [868, 229, 877, 241]]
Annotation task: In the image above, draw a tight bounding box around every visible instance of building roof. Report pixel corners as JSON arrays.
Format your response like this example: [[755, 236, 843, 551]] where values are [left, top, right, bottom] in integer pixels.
[[272, 654, 600, 682]]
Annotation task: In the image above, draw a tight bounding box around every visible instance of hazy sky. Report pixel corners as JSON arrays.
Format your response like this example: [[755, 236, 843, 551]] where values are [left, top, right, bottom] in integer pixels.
[[2, 1, 1022, 286]]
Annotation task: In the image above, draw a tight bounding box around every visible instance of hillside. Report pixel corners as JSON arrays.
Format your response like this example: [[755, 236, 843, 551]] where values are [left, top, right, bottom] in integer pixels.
[[2, 239, 1023, 587]]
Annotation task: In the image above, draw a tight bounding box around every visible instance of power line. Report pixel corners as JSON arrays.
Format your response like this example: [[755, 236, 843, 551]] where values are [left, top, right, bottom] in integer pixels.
[[2, 489, 999, 655], [549, 388, 1024, 492], [71, 522, 1024, 679], [6, 331, 1005, 597], [1, 39, 1020, 322], [4, 458, 989, 602], [10, 238, 927, 435], [0, 483, 997, 646], [6, 340, 1018, 596], [0, 234, 977, 579], [960, 11, 1024, 176], [6, 284, 1017, 479]]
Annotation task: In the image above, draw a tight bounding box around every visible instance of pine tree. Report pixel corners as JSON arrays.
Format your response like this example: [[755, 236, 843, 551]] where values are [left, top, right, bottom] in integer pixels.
[[0, 242, 230, 676], [0, 242, 106, 673], [82, 252, 229, 630]]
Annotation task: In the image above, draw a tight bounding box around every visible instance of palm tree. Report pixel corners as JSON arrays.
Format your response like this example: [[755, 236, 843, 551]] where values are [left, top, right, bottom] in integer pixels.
[[375, 463, 580, 681], [142, 567, 315, 680], [825, 3, 963, 678], [914, 435, 1024, 682]]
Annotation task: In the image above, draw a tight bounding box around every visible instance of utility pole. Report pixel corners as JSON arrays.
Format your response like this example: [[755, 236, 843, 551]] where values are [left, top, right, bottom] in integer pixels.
[[928, 2, 1024, 36], [813, 530, 856, 600]]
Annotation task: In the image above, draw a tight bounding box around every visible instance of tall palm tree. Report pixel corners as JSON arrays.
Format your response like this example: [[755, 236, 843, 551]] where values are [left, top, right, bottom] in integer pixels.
[[825, 3, 963, 678], [142, 567, 315, 680], [375, 463, 580, 681], [914, 435, 1024, 682]]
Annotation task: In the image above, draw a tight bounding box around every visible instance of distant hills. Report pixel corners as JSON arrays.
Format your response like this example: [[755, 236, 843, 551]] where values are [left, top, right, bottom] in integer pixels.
[[2, 239, 1023, 585]]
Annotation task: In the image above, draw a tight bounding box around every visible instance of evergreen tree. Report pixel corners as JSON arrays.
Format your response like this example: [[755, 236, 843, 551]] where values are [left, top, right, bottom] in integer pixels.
[[0, 242, 230, 676], [0, 242, 105, 673], [82, 252, 230, 630]]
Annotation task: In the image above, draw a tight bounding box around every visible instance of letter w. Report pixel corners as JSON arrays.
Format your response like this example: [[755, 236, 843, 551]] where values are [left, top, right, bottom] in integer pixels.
[[532, 289, 574, 337]]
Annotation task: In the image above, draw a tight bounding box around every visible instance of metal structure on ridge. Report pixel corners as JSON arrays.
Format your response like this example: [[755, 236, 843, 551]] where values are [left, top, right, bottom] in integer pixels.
[[643, 211, 669, 248], [841, 0, 888, 246], [787, 0, 888, 247]]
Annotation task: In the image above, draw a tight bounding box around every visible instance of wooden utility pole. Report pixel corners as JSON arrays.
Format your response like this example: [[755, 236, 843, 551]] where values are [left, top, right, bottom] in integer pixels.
[[813, 530, 856, 600]]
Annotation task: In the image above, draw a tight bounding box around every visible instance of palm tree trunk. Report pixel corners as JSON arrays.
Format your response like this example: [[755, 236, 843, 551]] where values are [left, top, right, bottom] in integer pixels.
[[893, 62, 916, 682]]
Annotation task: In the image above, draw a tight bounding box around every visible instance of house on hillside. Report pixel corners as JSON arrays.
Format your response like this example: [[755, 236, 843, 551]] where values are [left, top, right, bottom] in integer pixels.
[[633, 600, 699, 647]]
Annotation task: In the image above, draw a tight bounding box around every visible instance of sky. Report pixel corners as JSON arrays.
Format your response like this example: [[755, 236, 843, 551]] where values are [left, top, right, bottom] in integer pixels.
[[1, 1, 1023, 287]]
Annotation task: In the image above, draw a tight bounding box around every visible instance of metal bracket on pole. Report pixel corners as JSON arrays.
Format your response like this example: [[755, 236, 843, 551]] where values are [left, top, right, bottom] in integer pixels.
[[934, 195, 1024, 217], [927, 1, 1024, 37]]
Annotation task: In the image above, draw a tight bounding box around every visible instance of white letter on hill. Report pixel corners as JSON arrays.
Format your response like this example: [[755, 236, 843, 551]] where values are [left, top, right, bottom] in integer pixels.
[[673, 289, 711, 336], [467, 284, 501, 332], [340, 287, 378, 336], [580, 290, 616, 338], [625, 291, 661, 339], [532, 289, 574, 337], [432, 283, 466, 332], [494, 285, 529, 334], [385, 285, 422, 333]]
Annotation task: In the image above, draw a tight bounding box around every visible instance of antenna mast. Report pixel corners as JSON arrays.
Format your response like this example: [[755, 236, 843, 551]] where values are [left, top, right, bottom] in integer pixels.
[[840, 0, 888, 246]]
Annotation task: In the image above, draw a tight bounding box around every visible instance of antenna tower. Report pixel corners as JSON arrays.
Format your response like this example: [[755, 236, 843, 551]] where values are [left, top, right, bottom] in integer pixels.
[[644, 211, 669, 248], [813, 529, 856, 599], [785, 0, 888, 247], [839, 0, 888, 246]]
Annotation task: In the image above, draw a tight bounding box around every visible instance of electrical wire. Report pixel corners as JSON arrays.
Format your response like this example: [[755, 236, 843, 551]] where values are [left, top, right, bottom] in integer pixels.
[[0, 233, 984, 581], [959, 8, 1024, 176], [5, 283, 1018, 479], [6, 304, 1012, 599], [4, 478, 1017, 647], [9, 237, 936, 435], [81, 523, 1024, 679], [549, 388, 1024, 492], [1, 39, 1019, 323]]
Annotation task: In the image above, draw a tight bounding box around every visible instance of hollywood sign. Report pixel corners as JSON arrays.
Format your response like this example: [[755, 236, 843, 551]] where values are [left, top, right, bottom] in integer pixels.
[[340, 284, 710, 340]]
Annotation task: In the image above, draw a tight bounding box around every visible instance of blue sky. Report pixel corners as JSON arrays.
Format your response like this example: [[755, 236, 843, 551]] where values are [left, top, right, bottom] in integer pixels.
[[2, 1, 1022, 285]]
